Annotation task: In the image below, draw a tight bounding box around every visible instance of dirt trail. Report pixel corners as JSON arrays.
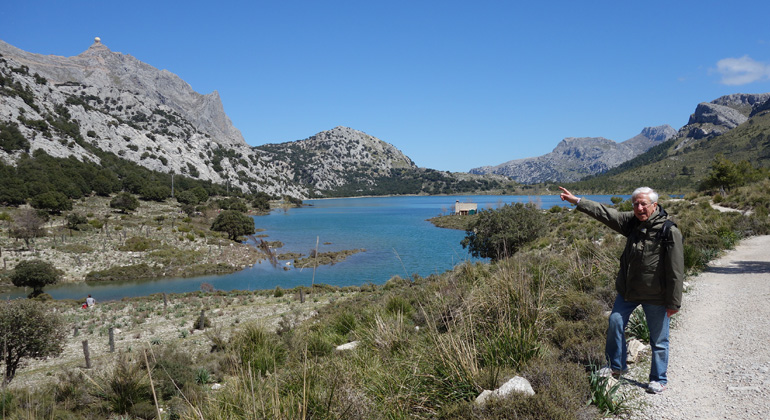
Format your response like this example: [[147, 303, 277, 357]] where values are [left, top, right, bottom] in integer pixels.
[[619, 235, 770, 419]]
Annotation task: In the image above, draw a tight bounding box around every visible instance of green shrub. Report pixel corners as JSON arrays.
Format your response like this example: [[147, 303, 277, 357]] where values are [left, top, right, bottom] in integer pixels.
[[557, 290, 601, 321], [461, 202, 547, 261], [110, 192, 140, 213], [30, 191, 72, 213], [211, 210, 255, 241], [193, 313, 211, 330], [480, 323, 540, 370], [85, 263, 158, 283], [10, 259, 62, 298], [0, 299, 66, 384], [195, 368, 211, 385], [0, 122, 30, 152], [65, 212, 88, 230]]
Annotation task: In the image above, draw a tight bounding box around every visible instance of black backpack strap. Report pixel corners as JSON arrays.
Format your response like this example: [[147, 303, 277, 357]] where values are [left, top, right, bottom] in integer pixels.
[[658, 220, 676, 243]]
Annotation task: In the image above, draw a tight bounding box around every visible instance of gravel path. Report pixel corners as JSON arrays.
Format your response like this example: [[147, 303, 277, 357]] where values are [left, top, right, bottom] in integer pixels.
[[616, 235, 770, 419]]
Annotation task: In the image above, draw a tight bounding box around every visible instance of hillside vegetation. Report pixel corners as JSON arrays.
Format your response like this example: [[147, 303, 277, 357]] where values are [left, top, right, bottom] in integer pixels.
[[2, 172, 768, 419]]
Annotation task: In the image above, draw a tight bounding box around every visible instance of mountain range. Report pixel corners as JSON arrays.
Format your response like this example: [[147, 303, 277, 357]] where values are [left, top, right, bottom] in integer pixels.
[[566, 92, 770, 193], [0, 39, 513, 198], [2, 38, 769, 198], [469, 125, 677, 183]]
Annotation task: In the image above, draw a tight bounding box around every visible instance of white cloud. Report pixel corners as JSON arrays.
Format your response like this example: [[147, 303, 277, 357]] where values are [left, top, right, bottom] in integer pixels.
[[714, 56, 770, 85]]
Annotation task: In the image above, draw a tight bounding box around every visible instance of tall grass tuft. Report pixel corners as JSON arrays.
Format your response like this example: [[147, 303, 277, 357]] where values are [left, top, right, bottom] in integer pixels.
[[99, 354, 153, 416], [230, 322, 286, 376]]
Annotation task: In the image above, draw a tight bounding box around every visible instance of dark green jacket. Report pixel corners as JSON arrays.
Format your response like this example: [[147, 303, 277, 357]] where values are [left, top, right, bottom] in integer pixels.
[[576, 198, 684, 309]]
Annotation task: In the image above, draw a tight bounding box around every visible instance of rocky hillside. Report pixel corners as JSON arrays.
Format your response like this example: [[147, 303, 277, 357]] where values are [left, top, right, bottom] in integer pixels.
[[0, 39, 311, 198], [675, 93, 770, 149], [0, 39, 510, 199], [470, 125, 676, 183], [257, 126, 417, 191]]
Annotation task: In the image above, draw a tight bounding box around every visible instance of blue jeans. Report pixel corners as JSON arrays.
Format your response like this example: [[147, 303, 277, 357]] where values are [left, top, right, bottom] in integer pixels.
[[606, 294, 671, 384]]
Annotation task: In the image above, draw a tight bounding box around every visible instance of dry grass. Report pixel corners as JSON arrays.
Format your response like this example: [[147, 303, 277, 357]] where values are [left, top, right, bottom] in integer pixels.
[[7, 288, 348, 392]]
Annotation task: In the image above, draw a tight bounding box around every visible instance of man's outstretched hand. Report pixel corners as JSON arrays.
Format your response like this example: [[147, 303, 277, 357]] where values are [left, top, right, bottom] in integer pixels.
[[559, 186, 579, 205]]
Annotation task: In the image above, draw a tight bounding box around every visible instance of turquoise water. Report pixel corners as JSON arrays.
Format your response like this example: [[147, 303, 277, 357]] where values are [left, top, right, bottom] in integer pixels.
[[8, 194, 621, 301]]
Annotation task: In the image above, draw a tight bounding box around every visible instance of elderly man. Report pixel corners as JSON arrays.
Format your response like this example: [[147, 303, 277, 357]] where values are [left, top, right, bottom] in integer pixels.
[[559, 186, 684, 394]]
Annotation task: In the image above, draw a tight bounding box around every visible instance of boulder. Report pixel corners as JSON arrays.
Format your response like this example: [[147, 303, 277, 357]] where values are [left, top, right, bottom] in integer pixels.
[[626, 338, 649, 364], [335, 341, 360, 352], [475, 376, 535, 405]]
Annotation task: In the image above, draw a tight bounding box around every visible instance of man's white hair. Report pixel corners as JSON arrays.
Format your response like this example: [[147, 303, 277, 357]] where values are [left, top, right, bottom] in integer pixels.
[[632, 187, 658, 203]]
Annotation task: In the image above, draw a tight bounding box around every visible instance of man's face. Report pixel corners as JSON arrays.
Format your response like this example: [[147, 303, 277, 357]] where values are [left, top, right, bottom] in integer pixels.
[[632, 193, 657, 222]]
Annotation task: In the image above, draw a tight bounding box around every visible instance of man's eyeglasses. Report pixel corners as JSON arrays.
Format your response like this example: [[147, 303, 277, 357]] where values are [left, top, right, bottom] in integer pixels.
[[632, 202, 653, 208]]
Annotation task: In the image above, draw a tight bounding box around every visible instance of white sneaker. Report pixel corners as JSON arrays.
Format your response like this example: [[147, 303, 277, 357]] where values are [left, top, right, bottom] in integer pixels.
[[647, 381, 666, 394]]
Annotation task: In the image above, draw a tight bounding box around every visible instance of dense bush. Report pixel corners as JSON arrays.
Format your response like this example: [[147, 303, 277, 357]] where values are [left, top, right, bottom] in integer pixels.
[[251, 192, 272, 211], [109, 192, 139, 213], [175, 189, 200, 205], [0, 299, 65, 384], [30, 191, 72, 213], [10, 259, 62, 298], [211, 210, 255, 240], [0, 121, 30, 152], [461, 202, 547, 260], [699, 154, 767, 192], [216, 197, 248, 212], [140, 183, 171, 202]]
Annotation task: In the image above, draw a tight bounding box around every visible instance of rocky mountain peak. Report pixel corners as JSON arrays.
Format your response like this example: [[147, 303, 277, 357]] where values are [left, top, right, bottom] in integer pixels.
[[712, 93, 770, 111], [676, 93, 770, 144], [81, 38, 112, 55], [0, 39, 245, 148], [469, 126, 675, 184], [255, 126, 417, 191], [640, 125, 677, 142]]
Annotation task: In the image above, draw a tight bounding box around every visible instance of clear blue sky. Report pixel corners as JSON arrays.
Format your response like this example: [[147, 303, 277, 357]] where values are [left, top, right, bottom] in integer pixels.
[[3, 1, 770, 172]]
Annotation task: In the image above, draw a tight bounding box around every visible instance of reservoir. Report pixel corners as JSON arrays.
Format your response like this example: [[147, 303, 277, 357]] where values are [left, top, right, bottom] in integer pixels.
[[6, 194, 622, 301]]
